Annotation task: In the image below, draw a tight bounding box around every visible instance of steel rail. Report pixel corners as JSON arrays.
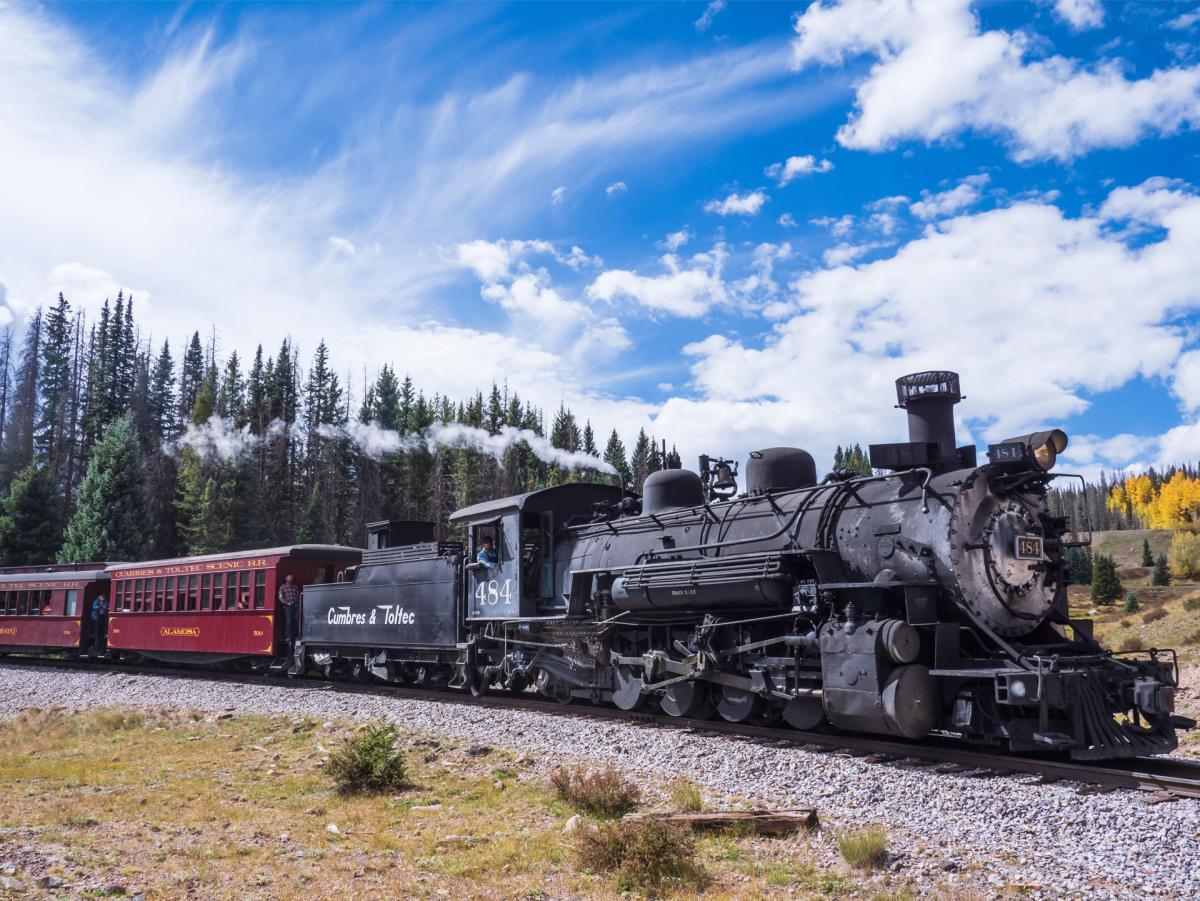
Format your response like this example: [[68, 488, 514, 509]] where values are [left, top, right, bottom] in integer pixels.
[[3, 655, 1198, 800]]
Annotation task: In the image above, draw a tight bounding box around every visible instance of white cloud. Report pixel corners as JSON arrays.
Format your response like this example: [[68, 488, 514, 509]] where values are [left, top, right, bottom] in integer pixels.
[[765, 154, 834, 185], [664, 229, 691, 251], [668, 180, 1200, 468], [457, 240, 623, 358], [695, 0, 727, 32], [821, 241, 883, 266], [328, 236, 357, 256], [1169, 8, 1200, 29], [605, 181, 628, 196], [777, 213, 798, 227], [910, 173, 990, 220], [551, 185, 567, 205], [704, 190, 768, 216], [587, 247, 728, 317], [812, 213, 855, 237], [1052, 0, 1104, 31], [791, 0, 1200, 161]]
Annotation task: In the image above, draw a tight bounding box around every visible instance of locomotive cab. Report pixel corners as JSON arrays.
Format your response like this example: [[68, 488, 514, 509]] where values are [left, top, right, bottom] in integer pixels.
[[451, 483, 622, 620]]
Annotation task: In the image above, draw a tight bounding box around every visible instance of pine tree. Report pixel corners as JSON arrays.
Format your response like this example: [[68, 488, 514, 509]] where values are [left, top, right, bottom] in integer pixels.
[[629, 428, 651, 491], [1152, 553, 1172, 586], [0, 463, 63, 564], [175, 447, 234, 555], [37, 293, 74, 487], [147, 341, 177, 438], [1090, 553, 1123, 605], [603, 429, 632, 487], [58, 415, 150, 563], [1142, 539, 1154, 567], [2, 310, 41, 487], [1123, 591, 1140, 614], [178, 331, 204, 423], [1064, 546, 1093, 585]]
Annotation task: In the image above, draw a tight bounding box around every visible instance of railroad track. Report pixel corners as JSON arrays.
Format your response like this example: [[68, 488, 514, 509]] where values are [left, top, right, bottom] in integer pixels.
[[4, 654, 1199, 801]]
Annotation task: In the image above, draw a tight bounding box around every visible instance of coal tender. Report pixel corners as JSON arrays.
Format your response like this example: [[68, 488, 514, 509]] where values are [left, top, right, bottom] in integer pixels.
[[295, 371, 1191, 759]]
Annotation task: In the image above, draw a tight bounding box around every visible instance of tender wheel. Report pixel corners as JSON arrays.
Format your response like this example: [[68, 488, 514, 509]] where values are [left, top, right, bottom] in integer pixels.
[[660, 682, 714, 719]]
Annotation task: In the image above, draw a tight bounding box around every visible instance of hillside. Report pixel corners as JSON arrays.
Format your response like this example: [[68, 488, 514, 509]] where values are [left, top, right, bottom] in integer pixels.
[[1067, 529, 1200, 753]]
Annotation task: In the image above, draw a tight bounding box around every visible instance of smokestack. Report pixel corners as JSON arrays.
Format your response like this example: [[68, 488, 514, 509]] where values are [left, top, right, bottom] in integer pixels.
[[895, 371, 961, 464]]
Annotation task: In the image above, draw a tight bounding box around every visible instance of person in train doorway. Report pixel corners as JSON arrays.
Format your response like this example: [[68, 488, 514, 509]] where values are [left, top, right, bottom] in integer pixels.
[[277, 573, 301, 651], [476, 537, 497, 569], [89, 593, 109, 654]]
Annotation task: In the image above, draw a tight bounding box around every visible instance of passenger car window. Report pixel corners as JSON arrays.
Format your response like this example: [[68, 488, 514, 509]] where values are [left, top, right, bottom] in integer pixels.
[[253, 570, 266, 608], [65, 589, 78, 617], [200, 574, 211, 610]]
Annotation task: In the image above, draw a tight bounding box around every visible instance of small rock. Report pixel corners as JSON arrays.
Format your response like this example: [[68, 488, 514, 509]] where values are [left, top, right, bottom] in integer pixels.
[[103, 882, 127, 896], [941, 859, 961, 872], [493, 780, 504, 790], [411, 803, 442, 812], [326, 823, 341, 835], [437, 834, 470, 846], [0, 864, 16, 876], [466, 744, 491, 757], [216, 712, 233, 720], [39, 876, 64, 889], [563, 814, 582, 833], [1, 876, 26, 892]]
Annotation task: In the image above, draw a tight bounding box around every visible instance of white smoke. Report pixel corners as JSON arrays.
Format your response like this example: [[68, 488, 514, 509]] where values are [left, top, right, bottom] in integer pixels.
[[174, 415, 259, 462], [174, 415, 616, 476], [173, 416, 302, 462], [427, 423, 617, 475]]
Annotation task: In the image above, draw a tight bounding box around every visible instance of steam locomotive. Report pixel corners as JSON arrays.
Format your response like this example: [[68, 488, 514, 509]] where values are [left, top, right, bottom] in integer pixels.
[[300, 371, 1191, 760]]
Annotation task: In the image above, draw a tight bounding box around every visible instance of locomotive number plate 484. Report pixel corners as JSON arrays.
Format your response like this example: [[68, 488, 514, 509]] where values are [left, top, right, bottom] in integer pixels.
[[1015, 536, 1044, 560]]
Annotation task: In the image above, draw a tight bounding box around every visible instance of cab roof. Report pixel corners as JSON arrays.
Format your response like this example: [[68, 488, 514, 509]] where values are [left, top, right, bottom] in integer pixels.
[[449, 483, 621, 525]]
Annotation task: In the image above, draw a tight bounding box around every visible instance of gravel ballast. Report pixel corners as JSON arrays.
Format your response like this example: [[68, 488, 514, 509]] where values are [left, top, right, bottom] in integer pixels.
[[2, 662, 1198, 899]]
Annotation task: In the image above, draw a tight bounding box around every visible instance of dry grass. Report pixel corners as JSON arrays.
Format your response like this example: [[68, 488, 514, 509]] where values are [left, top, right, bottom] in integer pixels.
[[549, 764, 641, 818], [667, 778, 704, 812], [0, 707, 940, 898], [837, 824, 889, 871]]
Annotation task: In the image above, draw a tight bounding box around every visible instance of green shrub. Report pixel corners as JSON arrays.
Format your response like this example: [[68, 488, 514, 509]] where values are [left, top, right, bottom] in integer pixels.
[[327, 721, 409, 794], [667, 778, 703, 812], [1183, 595, 1200, 613], [573, 819, 698, 892], [837, 825, 888, 871], [550, 765, 641, 818], [1142, 607, 1168, 624], [1123, 593, 1140, 614]]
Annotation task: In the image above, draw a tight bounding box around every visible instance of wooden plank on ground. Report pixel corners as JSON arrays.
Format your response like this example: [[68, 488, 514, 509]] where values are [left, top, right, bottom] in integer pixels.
[[622, 809, 819, 834]]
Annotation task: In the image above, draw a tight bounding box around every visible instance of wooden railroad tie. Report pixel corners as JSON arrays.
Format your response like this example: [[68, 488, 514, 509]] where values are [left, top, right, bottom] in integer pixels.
[[622, 809, 819, 835]]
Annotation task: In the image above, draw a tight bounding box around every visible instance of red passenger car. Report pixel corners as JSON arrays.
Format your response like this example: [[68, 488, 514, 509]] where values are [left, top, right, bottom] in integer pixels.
[[106, 545, 361, 666], [0, 564, 110, 655]]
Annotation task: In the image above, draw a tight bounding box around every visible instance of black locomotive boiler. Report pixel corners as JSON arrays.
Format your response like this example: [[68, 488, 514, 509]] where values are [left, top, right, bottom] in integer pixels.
[[297, 371, 1191, 759]]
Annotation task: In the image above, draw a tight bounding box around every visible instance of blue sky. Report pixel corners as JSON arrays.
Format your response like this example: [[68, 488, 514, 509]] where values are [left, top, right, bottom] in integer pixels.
[[1, 0, 1199, 476]]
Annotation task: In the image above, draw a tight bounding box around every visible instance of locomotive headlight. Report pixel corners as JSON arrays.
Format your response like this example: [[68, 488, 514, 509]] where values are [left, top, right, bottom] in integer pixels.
[[1032, 429, 1069, 471], [997, 429, 1069, 471]]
